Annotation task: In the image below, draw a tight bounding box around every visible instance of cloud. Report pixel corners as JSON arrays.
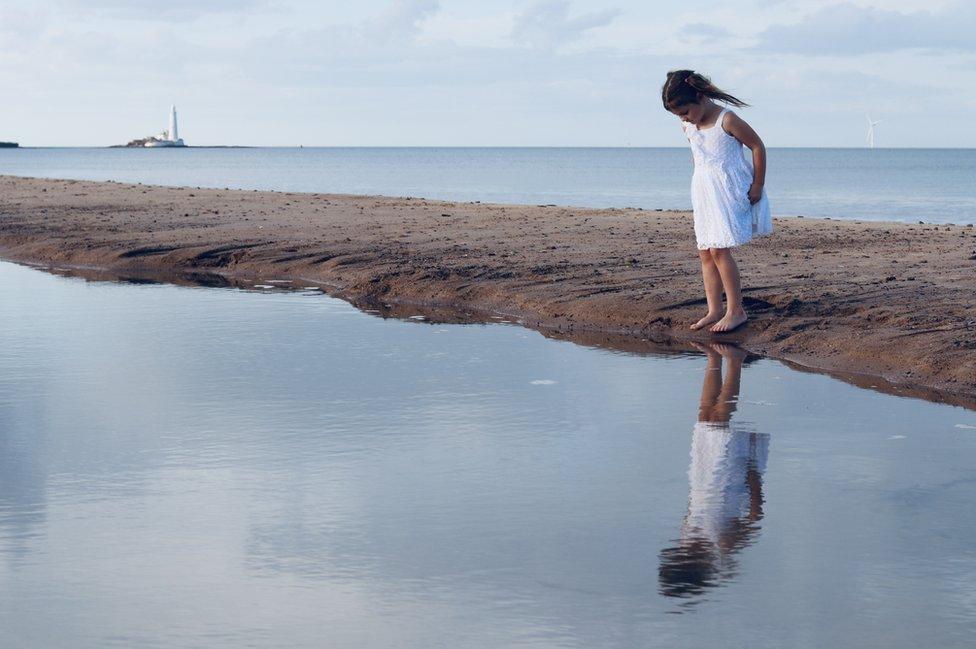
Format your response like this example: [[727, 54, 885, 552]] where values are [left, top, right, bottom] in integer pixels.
[[749, 67, 952, 113], [237, 2, 445, 87], [238, 29, 658, 91], [53, 0, 277, 22], [754, 1, 976, 55], [679, 22, 731, 43], [511, 1, 621, 49], [369, 0, 440, 42], [237, 0, 640, 89], [0, 6, 45, 30]]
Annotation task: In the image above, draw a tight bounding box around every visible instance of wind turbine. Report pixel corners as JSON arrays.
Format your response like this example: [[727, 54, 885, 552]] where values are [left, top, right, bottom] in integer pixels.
[[866, 113, 881, 149]]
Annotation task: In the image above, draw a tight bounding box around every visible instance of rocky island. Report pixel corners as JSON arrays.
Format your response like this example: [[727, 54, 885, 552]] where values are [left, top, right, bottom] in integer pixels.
[[114, 106, 186, 148]]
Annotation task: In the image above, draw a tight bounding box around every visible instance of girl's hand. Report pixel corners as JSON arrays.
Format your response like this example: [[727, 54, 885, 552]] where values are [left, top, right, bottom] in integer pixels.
[[748, 183, 763, 205], [726, 112, 767, 204]]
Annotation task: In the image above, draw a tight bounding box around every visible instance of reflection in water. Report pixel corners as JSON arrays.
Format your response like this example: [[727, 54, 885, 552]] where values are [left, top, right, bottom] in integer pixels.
[[659, 342, 770, 603], [0, 406, 49, 563]]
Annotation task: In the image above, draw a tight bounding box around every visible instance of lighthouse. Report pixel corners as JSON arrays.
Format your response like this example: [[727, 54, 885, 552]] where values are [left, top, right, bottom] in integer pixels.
[[169, 105, 179, 143], [145, 105, 186, 147]]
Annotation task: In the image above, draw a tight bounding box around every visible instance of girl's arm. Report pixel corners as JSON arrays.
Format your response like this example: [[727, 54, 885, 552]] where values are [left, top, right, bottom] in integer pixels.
[[724, 113, 766, 204], [681, 122, 694, 168]]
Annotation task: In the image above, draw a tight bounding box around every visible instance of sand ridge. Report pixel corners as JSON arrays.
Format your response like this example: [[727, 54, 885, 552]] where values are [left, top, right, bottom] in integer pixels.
[[1, 175, 974, 402]]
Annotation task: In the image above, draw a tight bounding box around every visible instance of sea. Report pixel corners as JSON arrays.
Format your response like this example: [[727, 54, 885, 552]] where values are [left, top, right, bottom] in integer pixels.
[[1, 146, 974, 224]]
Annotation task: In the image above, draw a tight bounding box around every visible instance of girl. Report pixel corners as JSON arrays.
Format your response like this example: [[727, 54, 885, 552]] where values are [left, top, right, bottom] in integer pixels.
[[661, 70, 772, 333]]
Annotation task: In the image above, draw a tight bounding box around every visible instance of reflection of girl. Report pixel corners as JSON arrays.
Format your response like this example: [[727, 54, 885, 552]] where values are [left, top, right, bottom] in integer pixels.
[[659, 342, 769, 600]]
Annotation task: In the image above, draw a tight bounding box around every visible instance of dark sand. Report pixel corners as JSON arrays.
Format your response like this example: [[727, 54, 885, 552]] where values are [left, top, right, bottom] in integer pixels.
[[2, 175, 974, 405]]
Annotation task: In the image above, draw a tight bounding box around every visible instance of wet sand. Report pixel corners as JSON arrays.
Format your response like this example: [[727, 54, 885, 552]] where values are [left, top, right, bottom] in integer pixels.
[[1, 175, 974, 401]]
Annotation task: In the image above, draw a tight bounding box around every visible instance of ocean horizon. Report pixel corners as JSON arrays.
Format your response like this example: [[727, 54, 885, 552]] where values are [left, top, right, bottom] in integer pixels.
[[14, 145, 976, 149], [2, 146, 974, 224]]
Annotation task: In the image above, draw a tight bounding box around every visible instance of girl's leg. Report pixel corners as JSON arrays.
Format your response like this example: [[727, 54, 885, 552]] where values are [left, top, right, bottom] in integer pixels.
[[691, 341, 746, 422], [709, 248, 748, 332], [695, 343, 723, 421], [690, 249, 724, 330], [713, 342, 745, 420]]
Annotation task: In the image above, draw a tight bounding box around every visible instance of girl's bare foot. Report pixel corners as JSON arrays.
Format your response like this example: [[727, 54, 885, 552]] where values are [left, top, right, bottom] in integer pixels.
[[710, 309, 748, 333], [689, 341, 721, 359], [709, 341, 748, 361], [690, 311, 723, 331]]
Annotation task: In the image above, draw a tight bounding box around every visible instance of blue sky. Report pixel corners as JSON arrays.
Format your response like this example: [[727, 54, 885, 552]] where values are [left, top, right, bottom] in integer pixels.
[[0, 0, 973, 147]]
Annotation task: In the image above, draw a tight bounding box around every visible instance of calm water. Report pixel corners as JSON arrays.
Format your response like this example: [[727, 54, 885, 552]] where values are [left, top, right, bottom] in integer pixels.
[[1, 147, 974, 224], [1, 260, 975, 648]]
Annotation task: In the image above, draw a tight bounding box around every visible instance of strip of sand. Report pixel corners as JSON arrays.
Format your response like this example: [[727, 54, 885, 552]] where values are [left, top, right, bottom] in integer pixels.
[[1, 175, 974, 404]]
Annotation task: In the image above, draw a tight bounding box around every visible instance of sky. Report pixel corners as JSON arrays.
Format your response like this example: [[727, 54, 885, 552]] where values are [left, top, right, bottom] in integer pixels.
[[0, 0, 974, 147]]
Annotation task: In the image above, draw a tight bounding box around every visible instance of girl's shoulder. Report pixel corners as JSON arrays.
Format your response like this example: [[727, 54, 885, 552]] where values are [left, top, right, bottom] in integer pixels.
[[721, 109, 752, 131], [720, 109, 762, 143], [718, 108, 737, 132]]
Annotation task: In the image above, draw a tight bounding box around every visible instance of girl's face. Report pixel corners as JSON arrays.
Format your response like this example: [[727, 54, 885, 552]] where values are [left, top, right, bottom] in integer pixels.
[[670, 101, 706, 125]]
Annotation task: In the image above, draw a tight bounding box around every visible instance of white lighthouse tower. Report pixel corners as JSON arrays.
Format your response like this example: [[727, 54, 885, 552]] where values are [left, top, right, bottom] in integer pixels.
[[169, 105, 180, 143], [145, 105, 186, 147]]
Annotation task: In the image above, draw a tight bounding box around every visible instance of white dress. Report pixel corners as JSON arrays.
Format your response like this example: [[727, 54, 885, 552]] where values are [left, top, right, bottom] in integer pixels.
[[682, 108, 773, 250], [683, 421, 769, 545]]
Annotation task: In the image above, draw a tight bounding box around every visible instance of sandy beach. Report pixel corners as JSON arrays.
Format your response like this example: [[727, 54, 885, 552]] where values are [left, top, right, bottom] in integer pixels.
[[1, 175, 973, 404]]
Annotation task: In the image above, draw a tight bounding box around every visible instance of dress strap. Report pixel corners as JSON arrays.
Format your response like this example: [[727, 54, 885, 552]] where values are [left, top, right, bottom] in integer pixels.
[[714, 107, 729, 133]]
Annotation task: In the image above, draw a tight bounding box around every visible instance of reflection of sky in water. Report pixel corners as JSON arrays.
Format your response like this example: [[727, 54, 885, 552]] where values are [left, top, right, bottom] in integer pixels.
[[0, 260, 975, 648]]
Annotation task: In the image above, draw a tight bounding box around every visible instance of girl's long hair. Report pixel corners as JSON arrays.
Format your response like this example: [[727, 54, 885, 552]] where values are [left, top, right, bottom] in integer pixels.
[[662, 70, 748, 110]]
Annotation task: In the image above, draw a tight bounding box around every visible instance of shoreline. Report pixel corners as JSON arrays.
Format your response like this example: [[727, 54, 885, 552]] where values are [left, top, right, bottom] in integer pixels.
[[1, 175, 974, 405]]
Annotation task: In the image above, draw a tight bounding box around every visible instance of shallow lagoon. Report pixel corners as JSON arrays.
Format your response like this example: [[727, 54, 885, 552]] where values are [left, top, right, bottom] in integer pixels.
[[1, 260, 974, 648]]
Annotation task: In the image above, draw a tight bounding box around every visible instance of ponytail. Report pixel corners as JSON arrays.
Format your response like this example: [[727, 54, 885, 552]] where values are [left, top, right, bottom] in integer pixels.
[[661, 69, 749, 110]]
